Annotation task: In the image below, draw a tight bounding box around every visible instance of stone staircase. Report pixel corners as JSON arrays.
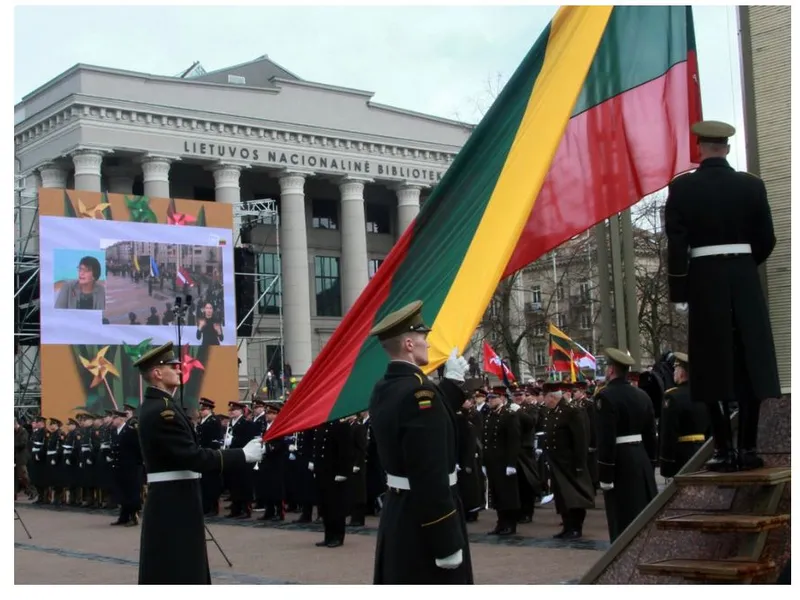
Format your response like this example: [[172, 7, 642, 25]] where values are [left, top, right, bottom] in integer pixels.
[[581, 396, 791, 584], [637, 466, 790, 583]]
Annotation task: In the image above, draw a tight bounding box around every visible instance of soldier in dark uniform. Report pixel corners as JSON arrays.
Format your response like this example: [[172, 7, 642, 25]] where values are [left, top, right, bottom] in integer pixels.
[[96, 411, 115, 508], [76, 414, 94, 506], [367, 300, 473, 584], [43, 418, 63, 505], [665, 120, 780, 472], [455, 396, 483, 522], [132, 342, 265, 584], [659, 352, 710, 478], [362, 413, 384, 518], [29, 417, 47, 503], [482, 386, 522, 535], [63, 418, 81, 505], [224, 401, 255, 518], [196, 397, 224, 516], [311, 417, 354, 547], [515, 386, 542, 523], [249, 399, 269, 513], [109, 410, 143, 526], [574, 383, 600, 492], [540, 382, 595, 539], [287, 427, 317, 523], [348, 413, 369, 527], [260, 403, 289, 521], [596, 348, 658, 543]]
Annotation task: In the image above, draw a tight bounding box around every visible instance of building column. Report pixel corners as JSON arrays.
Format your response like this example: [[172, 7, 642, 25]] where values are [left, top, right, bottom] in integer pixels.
[[71, 149, 105, 192], [339, 177, 371, 311], [38, 162, 68, 189], [279, 170, 314, 377], [105, 166, 135, 195], [210, 163, 250, 380], [141, 156, 173, 199], [395, 183, 422, 238]]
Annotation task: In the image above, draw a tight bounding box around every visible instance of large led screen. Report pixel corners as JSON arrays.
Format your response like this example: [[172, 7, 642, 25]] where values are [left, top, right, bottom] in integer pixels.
[[38, 189, 239, 420]]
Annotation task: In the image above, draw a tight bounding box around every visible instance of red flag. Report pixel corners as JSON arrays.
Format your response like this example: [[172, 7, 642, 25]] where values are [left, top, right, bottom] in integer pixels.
[[482, 342, 516, 382], [176, 267, 194, 288]]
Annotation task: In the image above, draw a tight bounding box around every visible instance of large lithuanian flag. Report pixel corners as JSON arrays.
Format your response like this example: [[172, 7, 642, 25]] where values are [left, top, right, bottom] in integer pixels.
[[266, 5, 701, 440]]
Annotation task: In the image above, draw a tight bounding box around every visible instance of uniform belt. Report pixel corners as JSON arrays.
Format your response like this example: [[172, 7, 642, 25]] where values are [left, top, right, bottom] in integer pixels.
[[62, 445, 73, 451], [46, 450, 57, 455], [386, 471, 457, 490], [678, 434, 705, 443], [147, 470, 202, 484], [690, 243, 751, 258], [616, 434, 642, 444], [100, 443, 110, 449]]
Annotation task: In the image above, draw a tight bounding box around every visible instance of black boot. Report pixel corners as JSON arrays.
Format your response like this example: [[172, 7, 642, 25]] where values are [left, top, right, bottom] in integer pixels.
[[738, 449, 764, 471], [707, 449, 739, 472]]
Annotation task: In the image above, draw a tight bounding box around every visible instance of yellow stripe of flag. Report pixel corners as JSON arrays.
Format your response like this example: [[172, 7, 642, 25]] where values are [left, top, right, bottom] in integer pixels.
[[426, 6, 613, 369]]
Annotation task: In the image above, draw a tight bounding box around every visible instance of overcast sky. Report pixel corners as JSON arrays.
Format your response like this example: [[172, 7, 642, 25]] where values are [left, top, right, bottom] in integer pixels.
[[14, 4, 747, 168]]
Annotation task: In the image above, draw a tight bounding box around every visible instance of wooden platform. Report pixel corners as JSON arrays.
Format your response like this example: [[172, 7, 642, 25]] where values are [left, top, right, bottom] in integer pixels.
[[656, 513, 790, 533], [675, 466, 791, 487], [638, 558, 777, 582]]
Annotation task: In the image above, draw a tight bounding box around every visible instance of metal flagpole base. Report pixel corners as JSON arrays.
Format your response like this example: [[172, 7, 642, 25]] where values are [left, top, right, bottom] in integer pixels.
[[15, 508, 32, 539], [204, 523, 233, 567]]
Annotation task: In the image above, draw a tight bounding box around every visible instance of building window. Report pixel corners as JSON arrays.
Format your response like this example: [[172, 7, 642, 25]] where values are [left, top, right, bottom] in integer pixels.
[[579, 281, 591, 302], [193, 187, 216, 201], [556, 282, 564, 301], [257, 253, 281, 315], [314, 256, 342, 317], [580, 312, 592, 330], [534, 347, 547, 366], [533, 323, 545, 337], [366, 203, 391, 234], [556, 313, 566, 329], [531, 285, 542, 304], [368, 258, 384, 279], [311, 198, 338, 230]]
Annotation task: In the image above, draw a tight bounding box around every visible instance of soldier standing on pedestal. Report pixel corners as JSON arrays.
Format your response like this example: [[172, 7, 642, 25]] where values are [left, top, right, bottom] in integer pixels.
[[665, 120, 780, 472], [659, 352, 710, 478]]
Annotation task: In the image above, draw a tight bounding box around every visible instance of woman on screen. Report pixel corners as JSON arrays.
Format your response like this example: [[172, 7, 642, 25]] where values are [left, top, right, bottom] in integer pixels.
[[54, 256, 106, 310], [196, 302, 223, 346]]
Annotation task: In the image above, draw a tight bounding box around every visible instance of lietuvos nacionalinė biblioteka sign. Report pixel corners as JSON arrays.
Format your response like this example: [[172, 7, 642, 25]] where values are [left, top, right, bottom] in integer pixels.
[[181, 141, 446, 183]]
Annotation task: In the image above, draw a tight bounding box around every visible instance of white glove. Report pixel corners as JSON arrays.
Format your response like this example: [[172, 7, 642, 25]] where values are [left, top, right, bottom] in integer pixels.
[[87, 459, 92, 465], [51, 460, 56, 466], [224, 433, 233, 448], [353, 466, 360, 473], [66, 459, 71, 466], [288, 453, 296, 461], [106, 456, 112, 463], [600, 481, 614, 491], [288, 444, 297, 452], [673, 302, 688, 314], [509, 403, 521, 412], [242, 438, 266, 463], [308, 461, 314, 472], [456, 464, 461, 472], [506, 466, 517, 476], [481, 466, 487, 476], [443, 348, 469, 382], [334, 475, 347, 482], [435, 548, 463, 569]]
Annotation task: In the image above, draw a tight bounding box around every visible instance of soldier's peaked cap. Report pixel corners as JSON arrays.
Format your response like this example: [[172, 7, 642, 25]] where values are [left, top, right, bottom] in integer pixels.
[[369, 300, 431, 341], [228, 401, 246, 410], [49, 418, 63, 427], [691, 120, 735, 143], [673, 351, 689, 366], [67, 418, 79, 426], [133, 341, 181, 372], [199, 397, 215, 408], [604, 347, 636, 367]]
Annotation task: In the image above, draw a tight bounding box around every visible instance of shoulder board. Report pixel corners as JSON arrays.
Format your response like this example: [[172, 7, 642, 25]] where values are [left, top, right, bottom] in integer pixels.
[[160, 409, 176, 420], [414, 389, 435, 400], [741, 170, 762, 181], [665, 387, 678, 394]]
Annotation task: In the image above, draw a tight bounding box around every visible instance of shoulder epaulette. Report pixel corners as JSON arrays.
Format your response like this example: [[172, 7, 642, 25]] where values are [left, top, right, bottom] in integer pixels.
[[665, 387, 678, 394]]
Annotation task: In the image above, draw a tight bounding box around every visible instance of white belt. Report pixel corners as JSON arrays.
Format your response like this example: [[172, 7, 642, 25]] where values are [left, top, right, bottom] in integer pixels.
[[46, 450, 57, 455], [386, 471, 457, 490], [147, 470, 201, 484], [100, 443, 110, 449], [690, 243, 751, 258], [616, 434, 642, 444]]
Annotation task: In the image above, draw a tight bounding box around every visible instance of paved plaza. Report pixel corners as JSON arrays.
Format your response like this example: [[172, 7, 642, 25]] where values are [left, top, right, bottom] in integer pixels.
[[14, 497, 611, 585]]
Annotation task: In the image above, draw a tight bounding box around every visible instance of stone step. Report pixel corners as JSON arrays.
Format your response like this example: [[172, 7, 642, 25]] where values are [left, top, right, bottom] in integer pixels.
[[675, 466, 791, 487], [638, 558, 776, 582], [656, 513, 790, 533]]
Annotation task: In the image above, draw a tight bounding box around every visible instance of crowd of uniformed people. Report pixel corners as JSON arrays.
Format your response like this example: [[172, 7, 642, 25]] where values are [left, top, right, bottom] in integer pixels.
[[14, 346, 707, 546]]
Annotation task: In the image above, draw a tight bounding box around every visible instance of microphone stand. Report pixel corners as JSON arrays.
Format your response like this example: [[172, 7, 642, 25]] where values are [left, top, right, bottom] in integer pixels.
[[173, 295, 233, 568]]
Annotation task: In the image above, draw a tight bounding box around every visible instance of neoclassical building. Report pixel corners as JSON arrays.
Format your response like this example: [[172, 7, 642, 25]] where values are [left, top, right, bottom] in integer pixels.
[[14, 55, 472, 395]]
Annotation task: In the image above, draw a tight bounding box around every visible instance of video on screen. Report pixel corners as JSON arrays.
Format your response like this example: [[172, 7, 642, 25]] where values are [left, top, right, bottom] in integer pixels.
[[103, 241, 227, 344], [52, 249, 108, 311]]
